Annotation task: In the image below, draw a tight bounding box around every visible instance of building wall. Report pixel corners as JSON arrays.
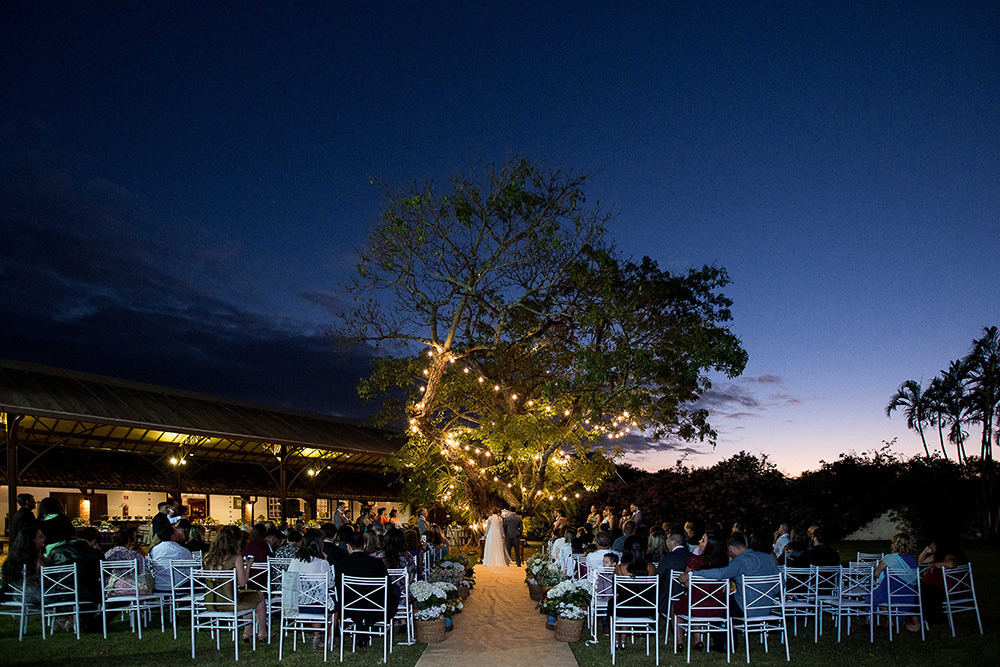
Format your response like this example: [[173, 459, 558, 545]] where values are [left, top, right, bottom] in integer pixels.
[[844, 510, 908, 541]]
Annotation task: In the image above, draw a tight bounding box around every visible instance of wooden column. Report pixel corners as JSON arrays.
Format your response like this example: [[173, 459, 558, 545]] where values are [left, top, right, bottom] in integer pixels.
[[5, 414, 23, 536], [279, 444, 288, 523]]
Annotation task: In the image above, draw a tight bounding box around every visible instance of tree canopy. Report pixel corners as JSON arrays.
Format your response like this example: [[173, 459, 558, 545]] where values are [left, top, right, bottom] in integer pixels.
[[342, 159, 747, 519]]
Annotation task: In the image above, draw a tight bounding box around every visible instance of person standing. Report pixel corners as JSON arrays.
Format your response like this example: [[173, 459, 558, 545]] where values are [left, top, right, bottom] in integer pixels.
[[503, 508, 524, 566], [333, 501, 349, 530], [630, 504, 643, 528], [481, 508, 510, 567], [10, 493, 37, 539], [416, 509, 429, 536]]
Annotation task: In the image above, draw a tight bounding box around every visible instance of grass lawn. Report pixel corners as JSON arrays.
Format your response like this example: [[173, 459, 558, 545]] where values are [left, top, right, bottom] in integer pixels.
[[570, 541, 1000, 667]]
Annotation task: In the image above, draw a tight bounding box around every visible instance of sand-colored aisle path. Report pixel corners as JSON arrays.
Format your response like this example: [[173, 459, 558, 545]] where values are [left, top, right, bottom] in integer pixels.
[[414, 563, 579, 667]]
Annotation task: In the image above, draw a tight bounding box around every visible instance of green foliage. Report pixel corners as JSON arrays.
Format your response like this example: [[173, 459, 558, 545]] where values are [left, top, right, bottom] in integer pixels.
[[343, 158, 746, 520]]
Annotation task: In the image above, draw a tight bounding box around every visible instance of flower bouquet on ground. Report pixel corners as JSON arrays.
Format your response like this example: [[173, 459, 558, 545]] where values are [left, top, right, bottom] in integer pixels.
[[539, 579, 591, 633], [410, 581, 449, 643], [429, 561, 466, 587], [442, 553, 475, 589], [526, 555, 567, 601]]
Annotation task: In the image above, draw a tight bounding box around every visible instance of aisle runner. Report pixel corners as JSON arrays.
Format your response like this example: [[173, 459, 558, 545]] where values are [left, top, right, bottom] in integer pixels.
[[414, 564, 579, 667]]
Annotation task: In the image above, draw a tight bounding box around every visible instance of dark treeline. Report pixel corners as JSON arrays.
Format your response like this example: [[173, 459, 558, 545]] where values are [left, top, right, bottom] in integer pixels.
[[578, 445, 998, 543]]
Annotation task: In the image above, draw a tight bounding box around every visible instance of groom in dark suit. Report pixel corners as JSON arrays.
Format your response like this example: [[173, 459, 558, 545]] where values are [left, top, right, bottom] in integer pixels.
[[503, 508, 524, 566]]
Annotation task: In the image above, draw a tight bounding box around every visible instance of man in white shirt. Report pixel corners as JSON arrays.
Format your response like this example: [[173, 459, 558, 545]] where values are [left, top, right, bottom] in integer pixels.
[[150, 524, 194, 592], [585, 531, 613, 580]]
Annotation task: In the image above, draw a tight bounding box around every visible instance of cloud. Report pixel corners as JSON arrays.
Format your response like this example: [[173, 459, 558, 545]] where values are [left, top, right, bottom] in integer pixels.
[[0, 161, 381, 419]]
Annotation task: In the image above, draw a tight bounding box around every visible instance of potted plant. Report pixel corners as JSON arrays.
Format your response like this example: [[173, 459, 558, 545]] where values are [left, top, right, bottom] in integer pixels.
[[525, 555, 565, 601], [553, 603, 587, 642], [542, 579, 591, 634], [410, 581, 449, 643]]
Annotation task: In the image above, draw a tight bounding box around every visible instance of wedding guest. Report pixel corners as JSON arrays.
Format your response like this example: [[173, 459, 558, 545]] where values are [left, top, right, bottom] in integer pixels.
[[242, 524, 278, 563], [609, 535, 656, 650], [572, 526, 589, 553], [321, 523, 348, 564], [104, 526, 150, 593], [777, 527, 807, 565], [37, 497, 75, 555], [630, 504, 643, 527], [680, 532, 778, 619], [151, 500, 177, 538], [870, 532, 918, 607], [602, 506, 617, 533], [150, 523, 194, 593], [772, 523, 790, 559], [10, 493, 37, 539], [416, 509, 429, 535], [1, 527, 46, 604], [185, 524, 211, 555], [585, 531, 613, 576], [916, 536, 968, 630], [611, 521, 636, 553], [552, 509, 569, 538], [789, 528, 840, 567], [376, 527, 418, 579], [646, 529, 668, 562], [388, 509, 403, 529], [587, 506, 602, 528], [288, 528, 335, 648], [274, 528, 302, 559], [684, 521, 699, 551], [375, 507, 389, 525], [48, 526, 104, 632], [333, 501, 349, 529], [333, 529, 399, 645], [204, 525, 266, 642], [672, 531, 729, 651], [656, 530, 692, 613]]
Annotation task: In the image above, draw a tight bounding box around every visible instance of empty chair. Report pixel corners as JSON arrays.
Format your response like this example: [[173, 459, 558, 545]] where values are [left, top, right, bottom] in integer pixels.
[[266, 557, 294, 642], [730, 573, 789, 662], [942, 563, 983, 636], [40, 563, 81, 640], [674, 575, 729, 663], [856, 552, 883, 564], [165, 558, 200, 639], [782, 566, 815, 636], [339, 575, 390, 664], [834, 565, 875, 643], [190, 568, 257, 661], [610, 575, 659, 665], [811, 565, 841, 642]]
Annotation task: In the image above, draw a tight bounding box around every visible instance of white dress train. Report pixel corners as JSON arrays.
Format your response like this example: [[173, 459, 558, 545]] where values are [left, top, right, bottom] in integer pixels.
[[481, 513, 511, 567]]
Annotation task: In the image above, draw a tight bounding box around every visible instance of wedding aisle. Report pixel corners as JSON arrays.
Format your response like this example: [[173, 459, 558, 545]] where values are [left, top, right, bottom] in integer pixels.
[[414, 563, 579, 667]]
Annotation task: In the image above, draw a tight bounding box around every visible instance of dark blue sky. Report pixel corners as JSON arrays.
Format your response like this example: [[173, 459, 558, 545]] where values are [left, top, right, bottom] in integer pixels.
[[2, 2, 997, 473]]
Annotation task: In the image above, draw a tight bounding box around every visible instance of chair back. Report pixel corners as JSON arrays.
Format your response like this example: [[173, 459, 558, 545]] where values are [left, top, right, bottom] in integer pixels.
[[387, 568, 410, 615], [248, 562, 268, 591], [856, 552, 883, 564], [40, 564, 79, 608], [942, 563, 975, 601], [592, 567, 615, 606], [686, 575, 729, 618], [294, 571, 332, 613], [193, 568, 239, 613], [168, 558, 200, 593], [840, 565, 873, 601], [665, 570, 685, 609], [189, 551, 203, 564], [741, 573, 784, 616], [102, 559, 141, 599], [612, 575, 657, 617], [340, 575, 389, 623], [783, 566, 813, 599], [810, 565, 841, 600]]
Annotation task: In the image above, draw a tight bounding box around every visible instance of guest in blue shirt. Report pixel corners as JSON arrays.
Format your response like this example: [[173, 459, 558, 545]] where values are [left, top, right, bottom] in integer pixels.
[[680, 532, 778, 617]]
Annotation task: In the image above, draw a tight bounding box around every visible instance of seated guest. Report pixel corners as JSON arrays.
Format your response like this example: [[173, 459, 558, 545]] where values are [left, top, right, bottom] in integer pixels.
[[274, 528, 302, 559], [551, 528, 575, 575], [288, 528, 336, 648], [375, 527, 418, 580], [104, 526, 152, 594], [611, 521, 635, 553], [334, 529, 400, 644], [37, 497, 75, 556], [789, 528, 841, 567], [48, 526, 104, 632], [916, 535, 968, 630], [571, 527, 589, 554], [656, 530, 692, 613], [585, 531, 613, 577], [149, 523, 194, 592], [647, 529, 668, 562], [608, 535, 656, 650], [1, 527, 47, 605], [772, 523, 790, 559], [185, 524, 211, 555], [204, 525, 266, 641], [672, 531, 729, 650], [243, 526, 282, 563], [777, 527, 808, 565], [680, 532, 778, 618], [322, 523, 348, 564], [871, 532, 918, 607]]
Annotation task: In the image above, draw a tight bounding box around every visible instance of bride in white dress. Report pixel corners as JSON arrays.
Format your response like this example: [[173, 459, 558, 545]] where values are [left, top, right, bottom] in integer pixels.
[[481, 507, 510, 567]]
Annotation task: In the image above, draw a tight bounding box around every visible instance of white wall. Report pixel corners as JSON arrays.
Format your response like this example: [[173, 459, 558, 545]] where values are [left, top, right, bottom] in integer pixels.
[[844, 510, 908, 541]]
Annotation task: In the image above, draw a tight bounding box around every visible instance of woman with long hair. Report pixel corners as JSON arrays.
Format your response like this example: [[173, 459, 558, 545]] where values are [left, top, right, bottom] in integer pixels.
[[287, 528, 334, 649], [37, 497, 75, 553], [203, 525, 266, 641], [376, 527, 417, 578], [104, 526, 152, 594], [1, 526, 47, 604], [609, 535, 656, 649], [916, 535, 968, 630], [672, 531, 728, 650]]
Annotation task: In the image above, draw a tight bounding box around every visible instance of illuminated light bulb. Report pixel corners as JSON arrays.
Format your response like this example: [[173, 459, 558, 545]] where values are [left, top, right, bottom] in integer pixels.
[[463, 367, 469, 373], [527, 400, 534, 406], [480, 468, 486, 473], [180, 459, 187, 465], [307, 470, 315, 476], [468, 458, 474, 464], [464, 445, 470, 450], [575, 493, 580, 498], [536, 490, 542, 495], [454, 465, 461, 470], [170, 457, 177, 464], [478, 377, 484, 383], [562, 496, 567, 501], [419, 386, 425, 391], [474, 448, 480, 454], [521, 487, 526, 492], [493, 476, 499, 482], [564, 409, 570, 416], [427, 351, 434, 357], [485, 452, 491, 457], [511, 393, 517, 399], [549, 496, 554, 501], [623, 411, 630, 417], [416, 403, 424, 409], [423, 369, 429, 375], [449, 484, 454, 489], [507, 483, 512, 488], [494, 385, 500, 391]]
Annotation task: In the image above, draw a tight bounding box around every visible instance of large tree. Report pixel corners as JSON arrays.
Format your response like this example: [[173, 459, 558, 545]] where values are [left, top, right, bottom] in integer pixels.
[[342, 159, 747, 519], [886, 379, 932, 458]]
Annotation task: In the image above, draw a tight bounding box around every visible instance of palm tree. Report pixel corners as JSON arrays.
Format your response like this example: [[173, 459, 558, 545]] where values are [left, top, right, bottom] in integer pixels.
[[925, 376, 951, 460], [886, 379, 931, 458], [964, 326, 1000, 462], [938, 360, 971, 464]]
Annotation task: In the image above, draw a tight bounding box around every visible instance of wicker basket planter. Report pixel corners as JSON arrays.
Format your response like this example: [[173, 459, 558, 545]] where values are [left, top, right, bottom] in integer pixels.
[[554, 617, 584, 642], [415, 617, 447, 643], [458, 587, 471, 600], [528, 584, 543, 601]]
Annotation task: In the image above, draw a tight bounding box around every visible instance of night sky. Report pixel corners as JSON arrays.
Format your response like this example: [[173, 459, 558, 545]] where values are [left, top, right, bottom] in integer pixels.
[[2, 2, 997, 475]]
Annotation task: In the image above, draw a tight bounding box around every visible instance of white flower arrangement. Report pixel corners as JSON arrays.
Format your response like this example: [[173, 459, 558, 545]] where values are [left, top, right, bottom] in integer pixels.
[[414, 604, 447, 621], [429, 563, 465, 586], [556, 602, 587, 620], [411, 581, 449, 604]]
